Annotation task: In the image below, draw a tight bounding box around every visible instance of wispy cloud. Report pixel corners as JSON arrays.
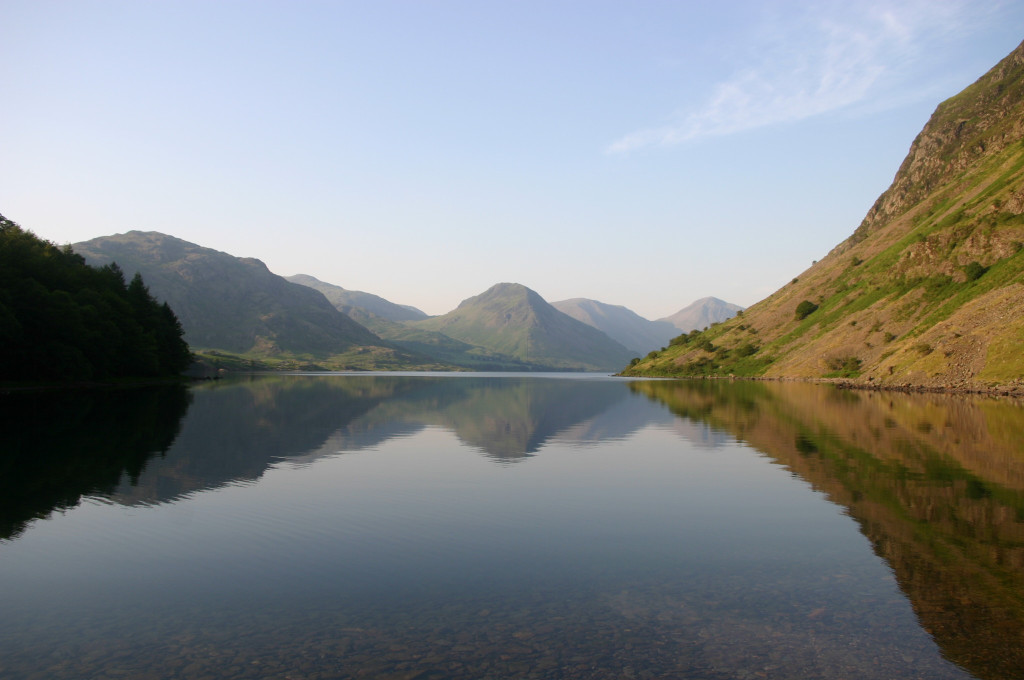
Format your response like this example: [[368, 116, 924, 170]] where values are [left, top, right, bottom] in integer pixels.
[[606, 1, 972, 153]]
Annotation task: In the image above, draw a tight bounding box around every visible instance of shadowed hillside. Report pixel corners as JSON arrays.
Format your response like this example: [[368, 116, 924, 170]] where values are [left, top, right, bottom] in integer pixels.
[[73, 232, 443, 370]]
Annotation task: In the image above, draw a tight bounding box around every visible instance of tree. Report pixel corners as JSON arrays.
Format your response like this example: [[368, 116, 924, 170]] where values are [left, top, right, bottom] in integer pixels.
[[0, 214, 192, 381]]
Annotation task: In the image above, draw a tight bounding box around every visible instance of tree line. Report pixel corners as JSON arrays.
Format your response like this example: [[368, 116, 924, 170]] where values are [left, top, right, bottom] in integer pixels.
[[0, 214, 192, 381]]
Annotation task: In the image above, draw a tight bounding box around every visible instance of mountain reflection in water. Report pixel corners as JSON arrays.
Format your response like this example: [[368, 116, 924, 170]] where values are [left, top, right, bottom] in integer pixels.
[[632, 379, 1024, 680], [1, 374, 1023, 679]]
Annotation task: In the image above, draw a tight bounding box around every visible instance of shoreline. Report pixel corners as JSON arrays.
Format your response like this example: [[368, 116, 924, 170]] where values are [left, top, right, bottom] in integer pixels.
[[0, 376, 197, 395], [617, 372, 1024, 399]]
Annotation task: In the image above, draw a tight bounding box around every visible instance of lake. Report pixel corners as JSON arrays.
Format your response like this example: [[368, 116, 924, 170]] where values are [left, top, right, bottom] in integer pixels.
[[2, 373, 1023, 680]]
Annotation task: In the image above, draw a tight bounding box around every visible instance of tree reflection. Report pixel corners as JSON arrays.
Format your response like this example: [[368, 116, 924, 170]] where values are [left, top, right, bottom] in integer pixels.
[[0, 385, 192, 540]]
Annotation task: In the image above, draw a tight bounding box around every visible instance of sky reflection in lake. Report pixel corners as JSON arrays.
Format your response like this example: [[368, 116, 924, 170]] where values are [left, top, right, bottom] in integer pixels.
[[2, 374, 1021, 679]]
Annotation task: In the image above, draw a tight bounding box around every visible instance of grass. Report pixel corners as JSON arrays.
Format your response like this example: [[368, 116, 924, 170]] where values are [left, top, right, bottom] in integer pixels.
[[192, 347, 458, 372]]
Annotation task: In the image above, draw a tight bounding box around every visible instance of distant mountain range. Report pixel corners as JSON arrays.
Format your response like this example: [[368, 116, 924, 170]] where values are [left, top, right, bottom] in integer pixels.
[[70, 232, 740, 373], [552, 298, 678, 355], [626, 40, 1024, 392], [551, 297, 743, 355]]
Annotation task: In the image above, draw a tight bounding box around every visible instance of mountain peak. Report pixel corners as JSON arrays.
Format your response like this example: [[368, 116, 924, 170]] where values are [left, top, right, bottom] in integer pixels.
[[659, 297, 745, 333], [458, 282, 537, 307], [416, 283, 634, 371]]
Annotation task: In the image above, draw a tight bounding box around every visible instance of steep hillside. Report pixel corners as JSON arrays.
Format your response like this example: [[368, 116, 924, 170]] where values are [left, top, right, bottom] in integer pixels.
[[625, 40, 1024, 393], [73, 232, 437, 369], [552, 298, 677, 355], [659, 297, 745, 333], [286, 274, 427, 322], [412, 283, 635, 371]]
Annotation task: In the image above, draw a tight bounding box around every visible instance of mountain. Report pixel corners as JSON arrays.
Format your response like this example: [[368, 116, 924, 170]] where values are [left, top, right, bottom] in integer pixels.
[[288, 273, 543, 370], [411, 283, 636, 371], [286, 274, 427, 322], [624, 40, 1024, 393], [659, 297, 745, 333], [72, 232, 434, 369], [551, 298, 677, 356]]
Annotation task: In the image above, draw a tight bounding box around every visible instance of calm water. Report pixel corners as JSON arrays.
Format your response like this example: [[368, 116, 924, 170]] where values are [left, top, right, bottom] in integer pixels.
[[2, 374, 1023, 680]]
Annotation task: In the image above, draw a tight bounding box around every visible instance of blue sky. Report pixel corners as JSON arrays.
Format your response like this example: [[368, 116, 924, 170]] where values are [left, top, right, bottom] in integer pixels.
[[3, 1, 1023, 318]]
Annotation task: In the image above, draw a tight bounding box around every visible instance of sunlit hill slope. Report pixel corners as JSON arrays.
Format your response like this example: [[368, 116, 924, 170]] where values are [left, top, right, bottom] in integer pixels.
[[412, 283, 636, 372], [624, 40, 1024, 392]]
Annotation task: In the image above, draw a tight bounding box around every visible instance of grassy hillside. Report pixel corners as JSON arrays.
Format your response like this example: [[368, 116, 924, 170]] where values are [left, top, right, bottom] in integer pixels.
[[624, 40, 1024, 393], [412, 283, 635, 371]]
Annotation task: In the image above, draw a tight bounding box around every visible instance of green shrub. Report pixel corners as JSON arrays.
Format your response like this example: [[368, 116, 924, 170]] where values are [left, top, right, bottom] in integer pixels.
[[963, 261, 988, 281], [826, 356, 862, 376], [795, 300, 819, 320], [735, 343, 758, 358]]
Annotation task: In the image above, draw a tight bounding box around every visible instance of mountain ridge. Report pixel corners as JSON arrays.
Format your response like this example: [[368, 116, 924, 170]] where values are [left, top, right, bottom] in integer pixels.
[[286, 274, 428, 323]]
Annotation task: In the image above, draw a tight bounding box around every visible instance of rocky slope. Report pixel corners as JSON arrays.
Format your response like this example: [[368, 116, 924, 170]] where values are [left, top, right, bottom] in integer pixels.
[[624, 40, 1024, 393]]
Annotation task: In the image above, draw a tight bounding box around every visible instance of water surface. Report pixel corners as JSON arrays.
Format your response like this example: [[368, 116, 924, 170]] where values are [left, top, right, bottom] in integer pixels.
[[2, 374, 1023, 679]]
